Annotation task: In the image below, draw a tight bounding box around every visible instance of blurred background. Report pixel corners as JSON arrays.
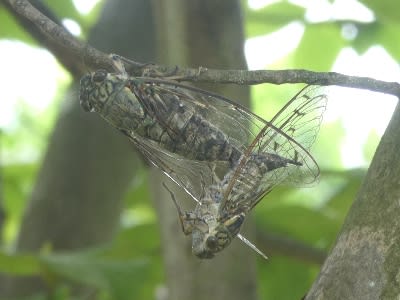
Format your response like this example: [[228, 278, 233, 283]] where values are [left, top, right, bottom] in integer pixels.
[[0, 0, 399, 299]]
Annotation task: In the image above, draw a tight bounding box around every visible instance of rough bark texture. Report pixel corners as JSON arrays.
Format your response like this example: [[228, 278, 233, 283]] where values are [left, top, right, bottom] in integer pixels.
[[0, 0, 156, 297], [306, 101, 400, 299], [151, 1, 258, 299]]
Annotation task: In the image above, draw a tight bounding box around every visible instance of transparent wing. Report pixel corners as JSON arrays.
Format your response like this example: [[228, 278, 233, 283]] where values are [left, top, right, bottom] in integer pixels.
[[254, 85, 328, 185], [116, 78, 326, 207], [220, 86, 328, 216], [122, 130, 215, 202], [129, 77, 267, 155]]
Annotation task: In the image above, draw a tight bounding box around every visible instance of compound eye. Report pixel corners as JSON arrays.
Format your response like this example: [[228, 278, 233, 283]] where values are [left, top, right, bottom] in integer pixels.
[[206, 236, 218, 251], [92, 69, 107, 83]]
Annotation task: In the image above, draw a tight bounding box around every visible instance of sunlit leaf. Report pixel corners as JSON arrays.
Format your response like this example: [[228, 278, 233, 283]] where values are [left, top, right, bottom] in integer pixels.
[[293, 23, 344, 70], [245, 2, 305, 37], [360, 0, 400, 23]]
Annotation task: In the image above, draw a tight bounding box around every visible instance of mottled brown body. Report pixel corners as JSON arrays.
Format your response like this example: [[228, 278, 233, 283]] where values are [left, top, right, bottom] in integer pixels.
[[80, 70, 241, 166]]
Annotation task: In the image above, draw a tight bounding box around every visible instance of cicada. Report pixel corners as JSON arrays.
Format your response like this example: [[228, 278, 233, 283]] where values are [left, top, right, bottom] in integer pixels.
[[79, 60, 327, 258], [163, 86, 327, 258]]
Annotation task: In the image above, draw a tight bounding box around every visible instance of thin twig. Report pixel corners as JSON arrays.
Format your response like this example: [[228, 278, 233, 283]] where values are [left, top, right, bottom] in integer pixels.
[[6, 0, 400, 97]]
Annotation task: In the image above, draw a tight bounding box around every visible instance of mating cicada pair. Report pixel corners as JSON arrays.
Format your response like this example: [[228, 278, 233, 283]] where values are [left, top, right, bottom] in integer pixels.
[[79, 56, 327, 259]]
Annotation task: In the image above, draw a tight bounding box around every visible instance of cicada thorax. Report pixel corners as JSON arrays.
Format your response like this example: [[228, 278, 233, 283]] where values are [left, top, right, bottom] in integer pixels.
[[80, 70, 243, 166]]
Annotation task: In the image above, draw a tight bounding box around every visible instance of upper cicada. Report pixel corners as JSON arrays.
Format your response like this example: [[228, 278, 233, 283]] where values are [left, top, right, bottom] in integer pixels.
[[79, 59, 327, 258]]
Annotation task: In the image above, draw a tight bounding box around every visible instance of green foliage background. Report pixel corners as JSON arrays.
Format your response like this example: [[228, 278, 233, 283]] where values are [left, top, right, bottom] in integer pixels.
[[0, 0, 397, 299]]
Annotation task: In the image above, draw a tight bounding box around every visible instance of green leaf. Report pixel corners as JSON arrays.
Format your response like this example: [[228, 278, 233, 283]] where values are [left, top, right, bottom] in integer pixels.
[[313, 119, 346, 170], [0, 251, 41, 275], [41, 252, 155, 300], [324, 168, 365, 217], [42, 0, 83, 25], [245, 2, 305, 37], [104, 223, 160, 259], [360, 0, 400, 23], [293, 23, 345, 70], [255, 202, 338, 247], [0, 8, 36, 44], [375, 21, 400, 61], [258, 255, 319, 300]]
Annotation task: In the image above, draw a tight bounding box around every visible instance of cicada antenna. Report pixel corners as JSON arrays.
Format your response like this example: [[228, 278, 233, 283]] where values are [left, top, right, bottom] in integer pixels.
[[237, 234, 268, 260]]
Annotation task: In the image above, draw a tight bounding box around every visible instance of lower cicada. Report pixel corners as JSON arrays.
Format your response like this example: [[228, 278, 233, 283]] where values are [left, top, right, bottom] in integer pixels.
[[79, 57, 327, 258], [164, 86, 327, 258]]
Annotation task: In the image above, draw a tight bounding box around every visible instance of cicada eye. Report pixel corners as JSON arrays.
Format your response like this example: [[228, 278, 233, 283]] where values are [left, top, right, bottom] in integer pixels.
[[92, 69, 108, 83], [206, 235, 218, 251]]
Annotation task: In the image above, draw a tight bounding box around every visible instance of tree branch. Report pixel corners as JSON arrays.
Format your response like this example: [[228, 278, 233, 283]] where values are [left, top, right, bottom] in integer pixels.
[[6, 0, 400, 97]]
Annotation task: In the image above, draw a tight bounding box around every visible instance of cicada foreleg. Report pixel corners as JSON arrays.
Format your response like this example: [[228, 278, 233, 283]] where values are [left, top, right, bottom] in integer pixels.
[[162, 183, 199, 235]]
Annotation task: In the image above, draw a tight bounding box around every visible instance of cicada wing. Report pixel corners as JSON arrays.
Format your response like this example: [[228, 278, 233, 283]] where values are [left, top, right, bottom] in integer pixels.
[[123, 130, 219, 203], [252, 85, 327, 185], [220, 86, 327, 216], [131, 77, 267, 154]]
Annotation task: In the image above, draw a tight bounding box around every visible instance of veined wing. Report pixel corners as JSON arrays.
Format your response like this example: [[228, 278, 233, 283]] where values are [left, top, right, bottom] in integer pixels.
[[254, 85, 328, 185], [128, 77, 267, 156], [220, 86, 327, 216], [121, 129, 216, 202]]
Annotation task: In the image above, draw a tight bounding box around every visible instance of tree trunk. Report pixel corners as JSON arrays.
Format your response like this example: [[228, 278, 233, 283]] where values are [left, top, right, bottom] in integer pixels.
[[0, 0, 156, 297], [306, 101, 400, 299], [151, 1, 258, 299]]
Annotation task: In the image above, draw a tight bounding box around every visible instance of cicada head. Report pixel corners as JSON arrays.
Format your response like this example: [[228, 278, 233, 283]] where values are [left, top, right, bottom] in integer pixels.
[[79, 70, 122, 113], [192, 213, 245, 259]]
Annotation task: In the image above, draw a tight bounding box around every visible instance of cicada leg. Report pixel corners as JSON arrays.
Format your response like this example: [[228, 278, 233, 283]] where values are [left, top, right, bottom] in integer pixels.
[[162, 183, 198, 235]]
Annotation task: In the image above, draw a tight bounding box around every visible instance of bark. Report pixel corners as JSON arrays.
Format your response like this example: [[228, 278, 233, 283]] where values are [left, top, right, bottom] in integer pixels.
[[0, 0, 156, 297], [306, 101, 400, 299], [151, 1, 258, 299]]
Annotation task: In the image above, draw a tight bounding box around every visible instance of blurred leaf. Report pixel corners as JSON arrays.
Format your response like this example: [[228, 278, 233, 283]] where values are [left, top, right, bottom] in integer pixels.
[[293, 23, 344, 70], [314, 119, 346, 170], [352, 22, 380, 54], [0, 8, 36, 44], [0, 251, 41, 275], [42, 0, 83, 25], [123, 168, 150, 207], [258, 256, 319, 300], [255, 202, 339, 247], [360, 0, 400, 23], [324, 168, 365, 217], [79, 1, 105, 36], [362, 129, 380, 162], [105, 223, 160, 259], [41, 251, 156, 300], [252, 84, 309, 121], [245, 2, 305, 37], [374, 21, 400, 62], [2, 162, 38, 244], [354, 21, 400, 61]]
